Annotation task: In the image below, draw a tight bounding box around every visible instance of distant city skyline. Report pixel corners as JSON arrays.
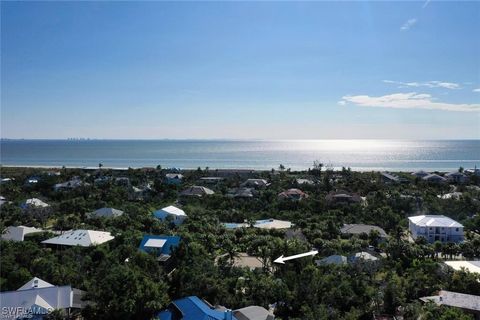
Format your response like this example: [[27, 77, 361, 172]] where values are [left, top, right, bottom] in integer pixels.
[[1, 1, 479, 139]]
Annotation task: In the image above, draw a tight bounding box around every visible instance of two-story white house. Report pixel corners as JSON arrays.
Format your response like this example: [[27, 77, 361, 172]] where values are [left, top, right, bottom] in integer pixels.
[[408, 215, 464, 243]]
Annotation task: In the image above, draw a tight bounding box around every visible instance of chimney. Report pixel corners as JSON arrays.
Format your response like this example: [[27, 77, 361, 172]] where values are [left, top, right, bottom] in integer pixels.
[[224, 310, 233, 320]]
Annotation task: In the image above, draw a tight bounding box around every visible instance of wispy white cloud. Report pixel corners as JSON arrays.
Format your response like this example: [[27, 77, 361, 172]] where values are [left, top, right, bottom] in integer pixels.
[[400, 18, 417, 31], [383, 80, 461, 90], [340, 92, 480, 112], [422, 0, 431, 9], [473, 88, 480, 93]]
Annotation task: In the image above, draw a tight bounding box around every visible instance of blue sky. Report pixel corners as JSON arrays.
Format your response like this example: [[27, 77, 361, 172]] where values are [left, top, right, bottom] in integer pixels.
[[1, 1, 479, 139]]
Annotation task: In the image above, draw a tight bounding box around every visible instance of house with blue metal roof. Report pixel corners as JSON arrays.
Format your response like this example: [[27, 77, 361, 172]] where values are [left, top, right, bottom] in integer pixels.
[[157, 296, 275, 320], [139, 235, 181, 262], [157, 296, 237, 320]]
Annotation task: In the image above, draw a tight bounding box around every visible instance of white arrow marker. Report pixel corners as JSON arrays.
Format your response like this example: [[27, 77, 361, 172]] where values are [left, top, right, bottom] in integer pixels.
[[274, 250, 318, 264]]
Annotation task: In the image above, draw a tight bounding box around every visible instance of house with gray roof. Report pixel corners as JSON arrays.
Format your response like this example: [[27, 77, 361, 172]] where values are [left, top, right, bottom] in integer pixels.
[[340, 224, 388, 239], [1, 226, 45, 242], [234, 306, 275, 320], [445, 171, 468, 184], [180, 186, 215, 197], [422, 174, 447, 183], [89, 207, 124, 218], [420, 290, 480, 319]]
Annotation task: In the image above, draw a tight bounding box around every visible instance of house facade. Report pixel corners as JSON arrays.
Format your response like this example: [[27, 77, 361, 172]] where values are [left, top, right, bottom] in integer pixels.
[[408, 215, 464, 243]]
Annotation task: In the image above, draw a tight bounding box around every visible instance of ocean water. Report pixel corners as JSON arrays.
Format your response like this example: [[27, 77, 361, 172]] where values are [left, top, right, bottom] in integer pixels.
[[0, 139, 479, 171]]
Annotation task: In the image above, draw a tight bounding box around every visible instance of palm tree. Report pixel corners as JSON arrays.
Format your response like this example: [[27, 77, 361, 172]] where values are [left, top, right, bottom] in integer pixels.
[[433, 241, 443, 259]]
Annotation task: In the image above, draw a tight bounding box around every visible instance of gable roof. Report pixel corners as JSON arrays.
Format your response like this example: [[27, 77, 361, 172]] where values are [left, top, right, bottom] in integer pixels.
[[41, 229, 114, 247], [90, 207, 124, 218], [408, 215, 463, 228], [18, 277, 54, 291], [139, 235, 181, 256], [2, 226, 45, 241], [157, 296, 237, 320]]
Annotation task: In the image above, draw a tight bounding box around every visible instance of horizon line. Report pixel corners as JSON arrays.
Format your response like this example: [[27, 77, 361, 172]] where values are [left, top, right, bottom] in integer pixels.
[[1, 138, 479, 141]]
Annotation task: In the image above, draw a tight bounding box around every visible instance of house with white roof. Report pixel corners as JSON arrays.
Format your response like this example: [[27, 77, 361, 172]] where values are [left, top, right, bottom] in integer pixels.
[[296, 178, 315, 185], [408, 215, 464, 243], [1, 226, 45, 242], [0, 177, 14, 184], [0, 196, 7, 207], [223, 219, 293, 230], [444, 261, 480, 274], [0, 277, 87, 319], [349, 251, 379, 263], [153, 205, 187, 225], [438, 192, 463, 200], [253, 219, 292, 230], [20, 198, 50, 209], [41, 229, 115, 247]]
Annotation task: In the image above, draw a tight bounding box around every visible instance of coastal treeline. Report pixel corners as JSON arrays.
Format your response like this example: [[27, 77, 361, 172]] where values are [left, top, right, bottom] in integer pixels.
[[1, 165, 479, 319]]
